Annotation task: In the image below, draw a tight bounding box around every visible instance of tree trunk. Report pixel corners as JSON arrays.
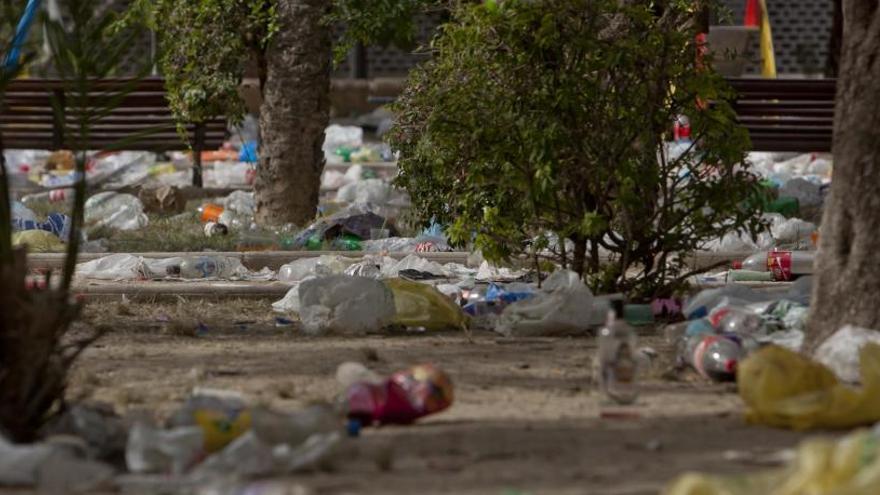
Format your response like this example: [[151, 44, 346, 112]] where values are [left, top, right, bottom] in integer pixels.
[[255, 0, 331, 226], [806, 0, 880, 350]]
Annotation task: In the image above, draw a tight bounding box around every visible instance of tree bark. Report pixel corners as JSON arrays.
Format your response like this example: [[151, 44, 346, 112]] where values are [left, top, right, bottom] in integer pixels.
[[255, 0, 331, 226], [806, 0, 880, 350]]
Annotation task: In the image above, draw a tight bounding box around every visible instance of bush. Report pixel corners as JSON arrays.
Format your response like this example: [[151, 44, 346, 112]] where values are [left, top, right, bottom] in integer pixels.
[[389, 0, 765, 299]]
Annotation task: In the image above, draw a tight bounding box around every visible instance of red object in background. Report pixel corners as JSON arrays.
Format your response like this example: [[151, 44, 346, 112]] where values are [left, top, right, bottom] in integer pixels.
[[200, 203, 224, 223], [345, 364, 454, 426], [768, 250, 793, 281], [744, 0, 760, 27]]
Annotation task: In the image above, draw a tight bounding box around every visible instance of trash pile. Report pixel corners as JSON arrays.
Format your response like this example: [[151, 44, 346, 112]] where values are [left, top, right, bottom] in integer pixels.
[[0, 362, 453, 491], [668, 280, 812, 381], [665, 425, 880, 495]]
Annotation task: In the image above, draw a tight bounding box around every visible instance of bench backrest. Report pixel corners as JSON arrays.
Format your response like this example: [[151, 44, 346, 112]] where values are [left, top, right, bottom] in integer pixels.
[[726, 78, 836, 153], [1, 78, 226, 152]]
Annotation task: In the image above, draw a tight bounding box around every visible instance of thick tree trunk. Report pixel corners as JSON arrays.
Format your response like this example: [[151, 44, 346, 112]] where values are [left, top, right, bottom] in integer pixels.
[[806, 0, 880, 350], [255, 0, 331, 226]]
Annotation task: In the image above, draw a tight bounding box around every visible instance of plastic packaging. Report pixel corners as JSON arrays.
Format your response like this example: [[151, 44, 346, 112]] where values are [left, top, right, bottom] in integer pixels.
[[166, 256, 246, 279], [815, 325, 880, 383], [84, 192, 148, 231], [0, 435, 114, 490], [343, 364, 454, 426], [384, 278, 469, 330], [708, 306, 765, 336], [125, 423, 204, 474], [12, 212, 71, 241], [169, 388, 252, 453], [767, 250, 814, 281], [323, 125, 363, 164], [738, 343, 880, 429], [495, 270, 606, 336], [298, 275, 396, 334], [12, 230, 66, 252], [277, 255, 356, 283], [382, 254, 446, 278], [664, 428, 880, 495], [682, 334, 750, 382], [596, 301, 639, 404]]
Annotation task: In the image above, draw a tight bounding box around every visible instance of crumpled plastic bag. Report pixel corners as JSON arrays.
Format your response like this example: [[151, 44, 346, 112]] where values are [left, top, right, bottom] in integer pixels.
[[382, 254, 446, 278], [12, 230, 66, 252], [494, 270, 604, 336], [298, 275, 396, 334], [664, 428, 880, 495], [815, 325, 880, 383], [738, 343, 880, 430], [84, 192, 148, 231], [384, 278, 469, 330]]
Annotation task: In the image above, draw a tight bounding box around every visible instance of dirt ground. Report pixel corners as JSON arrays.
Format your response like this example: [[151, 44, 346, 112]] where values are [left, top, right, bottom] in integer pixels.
[[65, 300, 814, 495]]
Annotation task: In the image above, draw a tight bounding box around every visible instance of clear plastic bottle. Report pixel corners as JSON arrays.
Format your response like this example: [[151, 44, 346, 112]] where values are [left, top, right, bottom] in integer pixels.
[[597, 300, 639, 404], [739, 251, 815, 279], [683, 334, 746, 382], [167, 256, 236, 279]]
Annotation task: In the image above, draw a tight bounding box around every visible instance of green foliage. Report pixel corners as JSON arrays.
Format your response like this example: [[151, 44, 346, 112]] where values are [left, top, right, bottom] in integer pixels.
[[119, 0, 278, 128], [326, 0, 442, 62], [120, 0, 440, 133], [389, 0, 765, 299]]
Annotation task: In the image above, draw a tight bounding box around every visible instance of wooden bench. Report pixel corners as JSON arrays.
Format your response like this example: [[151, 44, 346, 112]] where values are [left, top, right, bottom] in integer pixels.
[[726, 78, 836, 153], [0, 78, 227, 187]]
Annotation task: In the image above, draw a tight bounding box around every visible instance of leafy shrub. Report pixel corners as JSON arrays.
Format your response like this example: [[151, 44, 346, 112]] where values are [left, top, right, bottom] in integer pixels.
[[389, 0, 765, 299]]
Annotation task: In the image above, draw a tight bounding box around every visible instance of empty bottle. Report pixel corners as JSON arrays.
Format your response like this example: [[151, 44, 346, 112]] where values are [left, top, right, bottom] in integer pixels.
[[737, 251, 814, 280], [709, 306, 765, 336], [343, 363, 454, 427], [682, 334, 748, 382], [166, 256, 237, 279], [596, 300, 639, 404]]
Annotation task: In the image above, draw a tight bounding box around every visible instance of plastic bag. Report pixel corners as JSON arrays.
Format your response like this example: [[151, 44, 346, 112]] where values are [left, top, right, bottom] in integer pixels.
[[382, 254, 446, 278], [298, 275, 396, 334], [323, 125, 363, 164], [737, 343, 880, 430], [125, 423, 204, 475], [495, 270, 604, 336], [664, 428, 880, 495], [815, 325, 880, 383], [384, 278, 469, 330], [84, 192, 148, 231], [12, 230, 66, 252]]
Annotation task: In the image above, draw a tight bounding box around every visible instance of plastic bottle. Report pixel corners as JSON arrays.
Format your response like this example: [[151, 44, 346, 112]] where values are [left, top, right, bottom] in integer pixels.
[[167, 256, 237, 279], [683, 334, 746, 382], [708, 306, 765, 336], [21, 188, 74, 206], [596, 300, 639, 405], [737, 251, 814, 280], [738, 252, 770, 272], [343, 364, 454, 428]]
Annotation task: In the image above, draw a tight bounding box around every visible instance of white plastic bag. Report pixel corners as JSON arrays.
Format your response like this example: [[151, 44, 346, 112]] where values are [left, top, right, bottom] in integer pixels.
[[382, 254, 446, 278], [125, 423, 204, 475], [815, 325, 880, 383], [495, 270, 604, 336], [76, 254, 146, 280], [323, 125, 363, 164], [84, 192, 148, 231], [298, 275, 395, 334]]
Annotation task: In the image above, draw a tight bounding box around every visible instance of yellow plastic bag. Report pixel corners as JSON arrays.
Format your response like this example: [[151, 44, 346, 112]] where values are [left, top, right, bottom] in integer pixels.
[[384, 278, 469, 331], [12, 230, 66, 252], [738, 343, 880, 430], [192, 408, 252, 453], [665, 429, 880, 495]]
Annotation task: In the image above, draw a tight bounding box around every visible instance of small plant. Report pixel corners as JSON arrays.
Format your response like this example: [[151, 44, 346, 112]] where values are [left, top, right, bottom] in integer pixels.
[[389, 0, 765, 300], [0, 0, 146, 441]]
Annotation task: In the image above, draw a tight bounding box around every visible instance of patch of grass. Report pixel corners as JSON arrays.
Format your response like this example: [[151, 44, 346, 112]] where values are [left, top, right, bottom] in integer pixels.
[[98, 208, 241, 252]]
